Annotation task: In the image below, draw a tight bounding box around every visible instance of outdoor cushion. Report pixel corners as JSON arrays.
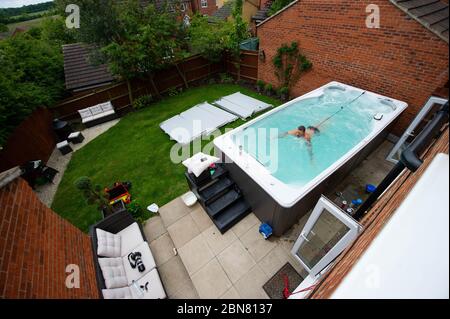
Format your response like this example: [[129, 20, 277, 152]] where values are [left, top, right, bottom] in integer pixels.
[[78, 109, 92, 119], [117, 222, 144, 256], [182, 152, 219, 177], [81, 116, 94, 124], [100, 102, 114, 112], [89, 105, 103, 115], [96, 228, 122, 258], [130, 268, 167, 299], [122, 241, 156, 285], [56, 140, 69, 149], [68, 132, 82, 139], [102, 287, 133, 299], [91, 110, 115, 121], [98, 257, 128, 289]]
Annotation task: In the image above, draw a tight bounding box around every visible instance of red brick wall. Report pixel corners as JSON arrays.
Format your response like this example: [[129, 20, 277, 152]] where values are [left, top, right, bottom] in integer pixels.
[[0, 178, 99, 299], [194, 0, 218, 15], [257, 0, 449, 135]]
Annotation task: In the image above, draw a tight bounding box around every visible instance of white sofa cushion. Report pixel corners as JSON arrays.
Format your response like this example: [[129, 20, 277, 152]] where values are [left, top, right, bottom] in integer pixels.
[[130, 268, 166, 299], [100, 102, 114, 112], [91, 110, 115, 121], [78, 109, 92, 119], [96, 228, 121, 258], [122, 241, 156, 285], [102, 287, 133, 299], [117, 223, 144, 256], [89, 105, 103, 115], [182, 152, 219, 177], [98, 257, 128, 289]]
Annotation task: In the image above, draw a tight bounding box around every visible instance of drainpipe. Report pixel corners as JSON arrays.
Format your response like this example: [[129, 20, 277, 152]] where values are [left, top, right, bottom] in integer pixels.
[[353, 102, 449, 221]]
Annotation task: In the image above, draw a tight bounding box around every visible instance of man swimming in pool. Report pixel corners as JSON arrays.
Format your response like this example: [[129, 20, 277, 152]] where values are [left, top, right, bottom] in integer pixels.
[[281, 125, 320, 143], [279, 125, 320, 163]]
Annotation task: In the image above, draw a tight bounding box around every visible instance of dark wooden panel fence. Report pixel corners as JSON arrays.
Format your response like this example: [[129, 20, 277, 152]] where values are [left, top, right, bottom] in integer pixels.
[[52, 54, 226, 120], [226, 50, 259, 82], [0, 51, 259, 172], [0, 108, 56, 172], [52, 51, 258, 121]]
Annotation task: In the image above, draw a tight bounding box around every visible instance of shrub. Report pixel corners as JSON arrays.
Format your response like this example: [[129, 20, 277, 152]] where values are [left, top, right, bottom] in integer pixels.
[[127, 200, 143, 219], [132, 94, 153, 110], [167, 87, 181, 97], [256, 80, 265, 90], [265, 83, 274, 94], [219, 73, 234, 84], [278, 86, 289, 96]]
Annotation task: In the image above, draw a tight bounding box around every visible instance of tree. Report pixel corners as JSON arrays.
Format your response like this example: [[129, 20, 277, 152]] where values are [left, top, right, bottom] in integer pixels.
[[0, 11, 8, 32], [0, 23, 7, 33], [226, 0, 250, 81], [0, 33, 65, 146], [99, 1, 188, 99], [230, 0, 249, 57], [74, 177, 112, 215], [54, 0, 122, 45], [188, 14, 234, 62], [268, 0, 295, 16], [55, 0, 187, 100], [40, 17, 77, 46]]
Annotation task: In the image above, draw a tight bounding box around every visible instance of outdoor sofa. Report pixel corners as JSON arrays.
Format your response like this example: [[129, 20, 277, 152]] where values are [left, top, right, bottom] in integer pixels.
[[89, 211, 167, 299], [78, 101, 117, 128]]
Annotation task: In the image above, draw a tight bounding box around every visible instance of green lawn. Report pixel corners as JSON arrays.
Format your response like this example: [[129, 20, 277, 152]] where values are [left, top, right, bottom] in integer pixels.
[[51, 84, 281, 232]]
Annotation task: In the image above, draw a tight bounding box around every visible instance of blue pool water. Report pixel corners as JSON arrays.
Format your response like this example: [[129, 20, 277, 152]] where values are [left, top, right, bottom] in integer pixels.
[[233, 87, 395, 187]]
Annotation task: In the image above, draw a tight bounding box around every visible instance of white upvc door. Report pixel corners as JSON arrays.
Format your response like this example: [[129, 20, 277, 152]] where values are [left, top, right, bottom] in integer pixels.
[[291, 196, 363, 277]]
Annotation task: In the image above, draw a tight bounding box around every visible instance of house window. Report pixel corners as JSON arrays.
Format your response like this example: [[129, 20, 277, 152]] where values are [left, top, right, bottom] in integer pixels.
[[201, 0, 208, 8]]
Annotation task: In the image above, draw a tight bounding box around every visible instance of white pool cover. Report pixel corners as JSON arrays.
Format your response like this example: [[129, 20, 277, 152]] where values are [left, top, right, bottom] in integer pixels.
[[214, 92, 272, 119], [159, 102, 238, 145]]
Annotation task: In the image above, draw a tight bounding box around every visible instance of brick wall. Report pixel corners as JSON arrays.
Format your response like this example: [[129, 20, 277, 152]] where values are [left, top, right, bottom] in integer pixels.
[[257, 0, 449, 135], [0, 178, 99, 299], [194, 0, 218, 15]]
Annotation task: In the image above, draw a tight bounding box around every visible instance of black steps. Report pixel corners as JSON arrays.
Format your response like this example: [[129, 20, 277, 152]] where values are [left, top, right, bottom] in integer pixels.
[[199, 177, 234, 205], [213, 199, 252, 234], [185, 163, 251, 234], [206, 187, 243, 217]]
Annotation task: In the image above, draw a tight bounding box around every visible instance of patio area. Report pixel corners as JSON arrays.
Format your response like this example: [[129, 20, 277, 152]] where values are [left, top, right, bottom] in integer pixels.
[[143, 140, 395, 299], [34, 119, 121, 207]]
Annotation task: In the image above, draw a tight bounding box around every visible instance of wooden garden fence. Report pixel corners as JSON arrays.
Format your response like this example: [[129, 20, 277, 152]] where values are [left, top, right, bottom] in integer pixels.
[[0, 50, 259, 171], [52, 51, 258, 121]]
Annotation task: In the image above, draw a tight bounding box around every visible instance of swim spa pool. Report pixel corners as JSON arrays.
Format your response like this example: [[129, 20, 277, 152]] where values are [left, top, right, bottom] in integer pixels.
[[214, 82, 407, 235]]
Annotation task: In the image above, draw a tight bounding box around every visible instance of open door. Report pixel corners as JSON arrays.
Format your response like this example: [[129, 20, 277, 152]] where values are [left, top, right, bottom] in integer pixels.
[[291, 196, 363, 277]]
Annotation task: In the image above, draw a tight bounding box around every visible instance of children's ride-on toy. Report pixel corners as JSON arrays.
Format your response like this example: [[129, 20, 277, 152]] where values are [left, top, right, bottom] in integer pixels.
[[105, 181, 132, 205]]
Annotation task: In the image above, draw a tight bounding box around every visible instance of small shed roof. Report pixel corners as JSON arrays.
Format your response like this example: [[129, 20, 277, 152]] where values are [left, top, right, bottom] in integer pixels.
[[62, 43, 115, 92], [390, 0, 449, 43]]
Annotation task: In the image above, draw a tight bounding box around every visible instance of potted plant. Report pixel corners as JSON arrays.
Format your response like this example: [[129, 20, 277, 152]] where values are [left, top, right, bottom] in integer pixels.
[[74, 176, 112, 217], [256, 80, 265, 93], [265, 83, 274, 96], [278, 86, 289, 101]]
